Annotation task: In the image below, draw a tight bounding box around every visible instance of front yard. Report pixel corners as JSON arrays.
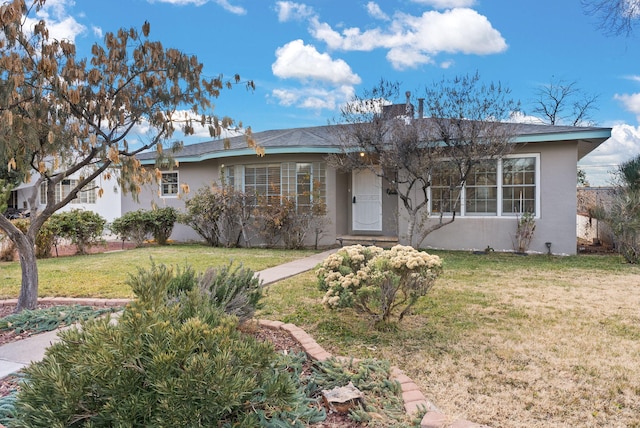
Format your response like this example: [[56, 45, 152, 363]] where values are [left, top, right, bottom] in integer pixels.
[[1, 246, 639, 427], [259, 251, 640, 428]]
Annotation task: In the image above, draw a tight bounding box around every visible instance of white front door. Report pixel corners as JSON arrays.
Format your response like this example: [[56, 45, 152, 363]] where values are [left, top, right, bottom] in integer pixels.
[[352, 169, 382, 231]]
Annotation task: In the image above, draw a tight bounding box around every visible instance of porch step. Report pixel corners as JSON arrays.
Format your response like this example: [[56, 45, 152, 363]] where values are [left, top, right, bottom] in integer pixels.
[[336, 235, 399, 248]]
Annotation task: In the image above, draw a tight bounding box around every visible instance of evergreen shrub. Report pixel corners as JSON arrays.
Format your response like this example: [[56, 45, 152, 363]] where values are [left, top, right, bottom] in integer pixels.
[[12, 262, 323, 427], [48, 210, 106, 255]]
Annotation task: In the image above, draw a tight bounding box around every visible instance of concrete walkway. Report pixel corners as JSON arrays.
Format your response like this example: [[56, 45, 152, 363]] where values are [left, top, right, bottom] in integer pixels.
[[0, 248, 336, 379]]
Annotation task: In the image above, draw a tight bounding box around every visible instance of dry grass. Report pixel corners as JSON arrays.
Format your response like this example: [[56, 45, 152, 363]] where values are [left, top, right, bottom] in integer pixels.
[[258, 252, 640, 428]]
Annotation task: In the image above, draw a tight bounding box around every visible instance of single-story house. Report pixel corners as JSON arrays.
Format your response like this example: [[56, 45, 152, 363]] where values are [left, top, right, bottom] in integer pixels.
[[124, 118, 610, 255]]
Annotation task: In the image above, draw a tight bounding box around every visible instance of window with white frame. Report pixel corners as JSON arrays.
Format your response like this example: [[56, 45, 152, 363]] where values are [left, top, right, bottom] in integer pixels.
[[161, 172, 179, 197], [465, 160, 498, 216], [40, 179, 97, 205], [430, 162, 461, 215], [225, 162, 326, 209], [502, 157, 536, 215], [430, 155, 538, 217]]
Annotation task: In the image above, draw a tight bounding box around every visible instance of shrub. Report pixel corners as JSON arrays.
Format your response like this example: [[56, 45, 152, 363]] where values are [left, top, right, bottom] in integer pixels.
[[513, 211, 536, 253], [148, 207, 177, 245], [317, 244, 442, 325], [254, 190, 328, 249], [165, 262, 263, 323], [109, 209, 152, 247], [48, 210, 106, 255], [181, 184, 253, 247], [12, 263, 323, 427], [0, 218, 57, 260]]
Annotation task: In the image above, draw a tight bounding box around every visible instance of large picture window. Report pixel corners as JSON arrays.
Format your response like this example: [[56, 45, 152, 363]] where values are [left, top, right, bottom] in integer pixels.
[[430, 155, 538, 217], [226, 162, 326, 208]]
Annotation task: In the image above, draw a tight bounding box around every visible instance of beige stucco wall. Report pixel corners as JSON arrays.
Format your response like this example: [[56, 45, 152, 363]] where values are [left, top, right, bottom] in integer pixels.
[[124, 141, 582, 254], [397, 142, 580, 255], [122, 154, 338, 247]]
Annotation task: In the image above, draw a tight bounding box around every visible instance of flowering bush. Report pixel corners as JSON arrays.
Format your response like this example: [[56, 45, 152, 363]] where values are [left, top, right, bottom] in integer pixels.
[[317, 245, 442, 324]]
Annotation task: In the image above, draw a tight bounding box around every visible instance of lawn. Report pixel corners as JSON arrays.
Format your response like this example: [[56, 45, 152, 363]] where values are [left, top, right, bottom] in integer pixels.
[[0, 244, 318, 299], [258, 250, 640, 428], [2, 246, 639, 427]]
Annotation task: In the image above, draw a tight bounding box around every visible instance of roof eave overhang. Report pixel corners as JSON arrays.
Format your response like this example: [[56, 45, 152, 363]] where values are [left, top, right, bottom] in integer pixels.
[[138, 146, 342, 165], [514, 129, 611, 161]]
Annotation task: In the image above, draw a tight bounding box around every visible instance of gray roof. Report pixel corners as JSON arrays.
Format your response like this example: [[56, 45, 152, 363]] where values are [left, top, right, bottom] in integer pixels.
[[138, 120, 611, 164]]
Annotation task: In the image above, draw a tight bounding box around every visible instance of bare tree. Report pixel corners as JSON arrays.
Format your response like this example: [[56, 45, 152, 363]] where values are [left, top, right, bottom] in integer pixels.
[[0, 0, 256, 311], [582, 0, 640, 36], [531, 77, 600, 126], [329, 73, 520, 248]]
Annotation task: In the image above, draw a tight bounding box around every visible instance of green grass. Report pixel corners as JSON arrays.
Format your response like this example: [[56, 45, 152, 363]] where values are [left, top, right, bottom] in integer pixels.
[[0, 244, 318, 299], [258, 250, 640, 427]]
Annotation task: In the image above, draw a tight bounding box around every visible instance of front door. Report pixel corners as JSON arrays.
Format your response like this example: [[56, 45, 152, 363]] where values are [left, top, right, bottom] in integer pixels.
[[352, 169, 382, 231]]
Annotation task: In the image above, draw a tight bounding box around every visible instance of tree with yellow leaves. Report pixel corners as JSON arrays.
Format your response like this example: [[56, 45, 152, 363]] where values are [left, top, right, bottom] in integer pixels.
[[0, 0, 256, 311]]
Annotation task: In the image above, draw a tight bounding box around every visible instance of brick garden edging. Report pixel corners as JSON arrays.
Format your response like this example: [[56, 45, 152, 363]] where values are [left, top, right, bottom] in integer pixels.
[[0, 298, 489, 427], [257, 319, 490, 428]]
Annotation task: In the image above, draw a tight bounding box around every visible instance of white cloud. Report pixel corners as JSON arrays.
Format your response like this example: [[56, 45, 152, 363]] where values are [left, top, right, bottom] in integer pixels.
[[276, 1, 315, 22], [579, 123, 640, 186], [309, 8, 507, 70], [366, 2, 389, 21], [27, 0, 86, 42], [92, 26, 103, 39], [411, 0, 476, 8], [147, 0, 247, 14], [271, 85, 355, 110], [272, 39, 361, 85], [615, 92, 640, 121], [509, 111, 547, 125]]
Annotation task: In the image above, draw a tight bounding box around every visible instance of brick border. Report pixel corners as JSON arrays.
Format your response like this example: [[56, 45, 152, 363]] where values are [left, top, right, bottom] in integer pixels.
[[257, 319, 489, 428], [0, 299, 488, 427]]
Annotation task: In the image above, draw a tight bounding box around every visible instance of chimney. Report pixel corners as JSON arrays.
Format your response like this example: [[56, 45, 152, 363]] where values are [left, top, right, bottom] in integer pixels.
[[405, 91, 414, 118], [418, 98, 424, 119]]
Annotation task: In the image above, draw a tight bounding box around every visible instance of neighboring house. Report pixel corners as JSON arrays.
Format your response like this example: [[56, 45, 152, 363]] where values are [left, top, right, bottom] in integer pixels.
[[577, 186, 615, 247], [6, 170, 121, 223], [124, 118, 611, 255]]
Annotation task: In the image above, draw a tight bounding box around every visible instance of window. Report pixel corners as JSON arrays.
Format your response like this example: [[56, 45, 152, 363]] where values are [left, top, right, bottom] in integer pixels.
[[429, 155, 537, 217], [40, 182, 47, 205], [40, 179, 96, 205], [225, 162, 326, 209], [502, 157, 536, 215], [244, 164, 281, 205], [161, 172, 179, 197], [430, 162, 461, 215], [465, 160, 497, 216]]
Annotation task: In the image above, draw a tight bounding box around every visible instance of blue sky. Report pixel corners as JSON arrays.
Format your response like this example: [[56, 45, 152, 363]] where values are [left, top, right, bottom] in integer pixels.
[[34, 0, 640, 185]]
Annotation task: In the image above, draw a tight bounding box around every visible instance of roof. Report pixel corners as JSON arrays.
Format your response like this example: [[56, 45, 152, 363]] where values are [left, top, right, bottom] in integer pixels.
[[138, 121, 611, 165]]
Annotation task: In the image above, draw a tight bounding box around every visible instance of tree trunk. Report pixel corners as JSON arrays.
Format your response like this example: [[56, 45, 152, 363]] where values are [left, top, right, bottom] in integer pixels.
[[406, 213, 417, 248], [16, 235, 39, 312]]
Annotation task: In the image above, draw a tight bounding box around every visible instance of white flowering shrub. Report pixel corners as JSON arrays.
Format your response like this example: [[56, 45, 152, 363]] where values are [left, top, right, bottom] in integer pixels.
[[317, 245, 442, 324]]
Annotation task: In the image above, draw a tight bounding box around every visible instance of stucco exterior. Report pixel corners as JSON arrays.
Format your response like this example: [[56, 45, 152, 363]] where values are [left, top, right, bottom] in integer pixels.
[[9, 169, 122, 222], [124, 121, 611, 254], [412, 142, 580, 255]]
